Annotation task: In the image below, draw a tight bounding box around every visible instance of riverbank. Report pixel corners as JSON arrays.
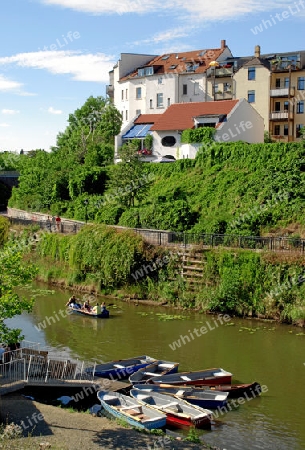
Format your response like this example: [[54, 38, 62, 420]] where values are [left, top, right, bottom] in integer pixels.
[[0, 393, 219, 450]]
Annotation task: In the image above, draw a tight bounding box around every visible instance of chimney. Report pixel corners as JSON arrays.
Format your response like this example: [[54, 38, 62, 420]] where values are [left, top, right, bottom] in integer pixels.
[[255, 45, 261, 58], [221, 40, 226, 49]]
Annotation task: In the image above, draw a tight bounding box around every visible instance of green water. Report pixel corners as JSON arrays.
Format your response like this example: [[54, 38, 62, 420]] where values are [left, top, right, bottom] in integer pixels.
[[7, 286, 305, 450]]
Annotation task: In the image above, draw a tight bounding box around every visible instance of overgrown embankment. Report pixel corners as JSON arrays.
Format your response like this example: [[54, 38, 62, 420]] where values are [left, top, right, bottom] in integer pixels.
[[26, 224, 305, 326]]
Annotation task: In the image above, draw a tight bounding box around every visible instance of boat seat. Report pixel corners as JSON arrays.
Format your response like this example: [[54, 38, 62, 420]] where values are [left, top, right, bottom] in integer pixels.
[[113, 364, 125, 368], [160, 401, 179, 409], [143, 372, 159, 377], [158, 363, 173, 369], [120, 405, 142, 411], [181, 376, 191, 381]]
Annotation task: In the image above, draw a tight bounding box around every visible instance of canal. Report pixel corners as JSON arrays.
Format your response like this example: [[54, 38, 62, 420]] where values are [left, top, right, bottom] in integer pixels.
[[6, 285, 305, 450]]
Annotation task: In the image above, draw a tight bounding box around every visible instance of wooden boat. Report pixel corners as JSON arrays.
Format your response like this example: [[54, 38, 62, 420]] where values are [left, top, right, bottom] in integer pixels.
[[85, 355, 157, 379], [97, 390, 166, 430], [130, 388, 212, 429], [132, 383, 228, 410], [69, 306, 109, 319], [129, 360, 179, 384], [149, 368, 232, 386], [208, 382, 262, 398]]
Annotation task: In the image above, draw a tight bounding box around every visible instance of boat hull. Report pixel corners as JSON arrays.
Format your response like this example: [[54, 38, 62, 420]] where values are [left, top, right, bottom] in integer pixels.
[[210, 382, 262, 398], [69, 307, 109, 319], [86, 356, 157, 379], [150, 368, 232, 386]]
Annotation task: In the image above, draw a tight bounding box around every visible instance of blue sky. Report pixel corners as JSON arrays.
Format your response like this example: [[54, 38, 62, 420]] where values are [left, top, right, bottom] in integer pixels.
[[0, 0, 304, 152]]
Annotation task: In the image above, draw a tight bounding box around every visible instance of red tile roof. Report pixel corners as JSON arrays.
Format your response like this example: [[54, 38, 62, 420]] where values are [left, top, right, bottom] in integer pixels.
[[150, 100, 239, 131], [134, 114, 163, 124], [120, 48, 227, 81]]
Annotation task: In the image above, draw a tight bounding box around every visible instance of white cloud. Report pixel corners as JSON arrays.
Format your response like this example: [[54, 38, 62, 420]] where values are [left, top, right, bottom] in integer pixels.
[[1, 109, 20, 115], [0, 51, 115, 83], [41, 0, 293, 20], [0, 123, 10, 127], [48, 107, 63, 115], [0, 74, 23, 92]]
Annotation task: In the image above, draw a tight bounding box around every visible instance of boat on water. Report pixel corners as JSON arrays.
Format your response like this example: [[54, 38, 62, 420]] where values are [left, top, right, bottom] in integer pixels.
[[86, 355, 157, 379], [132, 383, 228, 410], [69, 306, 110, 319], [129, 360, 179, 384], [149, 368, 232, 386], [97, 390, 166, 430], [130, 388, 213, 429], [208, 382, 262, 398]]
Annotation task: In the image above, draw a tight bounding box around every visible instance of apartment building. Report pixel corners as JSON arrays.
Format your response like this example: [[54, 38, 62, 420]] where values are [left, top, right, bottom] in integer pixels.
[[107, 40, 232, 127], [108, 42, 305, 144]]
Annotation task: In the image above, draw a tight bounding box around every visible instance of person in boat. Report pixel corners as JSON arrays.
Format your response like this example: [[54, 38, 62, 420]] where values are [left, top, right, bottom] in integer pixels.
[[92, 303, 101, 315], [101, 302, 107, 312], [82, 299, 91, 312], [66, 295, 78, 308]]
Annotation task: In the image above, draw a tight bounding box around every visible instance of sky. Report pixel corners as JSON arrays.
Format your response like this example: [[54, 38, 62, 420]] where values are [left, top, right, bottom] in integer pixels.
[[0, 0, 305, 152]]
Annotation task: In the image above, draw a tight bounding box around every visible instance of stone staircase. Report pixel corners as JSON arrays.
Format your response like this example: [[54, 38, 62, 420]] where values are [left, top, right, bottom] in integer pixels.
[[177, 247, 206, 289]]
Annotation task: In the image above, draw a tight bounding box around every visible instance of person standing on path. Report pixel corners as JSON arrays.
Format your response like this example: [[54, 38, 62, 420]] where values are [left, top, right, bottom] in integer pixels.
[[55, 215, 61, 232]]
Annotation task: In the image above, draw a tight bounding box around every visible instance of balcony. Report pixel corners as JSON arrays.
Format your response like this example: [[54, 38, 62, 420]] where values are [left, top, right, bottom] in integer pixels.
[[207, 66, 234, 78], [270, 87, 295, 97], [215, 91, 233, 100], [271, 61, 301, 72], [270, 111, 294, 120], [271, 135, 289, 142], [106, 85, 114, 98]]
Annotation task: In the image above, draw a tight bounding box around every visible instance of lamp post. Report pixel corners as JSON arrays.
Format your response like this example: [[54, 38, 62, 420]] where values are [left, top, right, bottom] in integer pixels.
[[84, 199, 88, 224], [209, 61, 220, 101]]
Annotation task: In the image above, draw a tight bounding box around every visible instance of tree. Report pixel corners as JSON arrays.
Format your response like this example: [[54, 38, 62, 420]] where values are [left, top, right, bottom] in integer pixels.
[[0, 238, 37, 344], [107, 141, 151, 207]]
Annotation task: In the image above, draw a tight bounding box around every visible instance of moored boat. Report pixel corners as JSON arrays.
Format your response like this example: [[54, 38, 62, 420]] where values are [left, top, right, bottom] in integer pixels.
[[129, 360, 179, 384], [97, 390, 166, 430], [86, 355, 157, 379], [149, 368, 232, 386], [132, 383, 228, 410], [130, 388, 213, 429], [208, 382, 262, 398]]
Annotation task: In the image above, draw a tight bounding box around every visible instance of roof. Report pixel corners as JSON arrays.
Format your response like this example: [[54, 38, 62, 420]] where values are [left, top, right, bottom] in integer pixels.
[[134, 114, 163, 124], [150, 100, 239, 131], [120, 48, 227, 81], [242, 57, 270, 70]]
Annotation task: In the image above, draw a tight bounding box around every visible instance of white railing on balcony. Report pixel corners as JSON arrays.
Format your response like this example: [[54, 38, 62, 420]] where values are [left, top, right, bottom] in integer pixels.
[[270, 87, 295, 97], [270, 111, 293, 120]]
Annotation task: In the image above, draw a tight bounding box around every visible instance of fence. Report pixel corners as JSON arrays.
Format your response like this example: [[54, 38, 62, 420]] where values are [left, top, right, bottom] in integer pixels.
[[7, 216, 305, 253]]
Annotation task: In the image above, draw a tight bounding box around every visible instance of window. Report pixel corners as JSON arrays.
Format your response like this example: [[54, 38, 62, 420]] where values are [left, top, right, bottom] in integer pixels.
[[145, 67, 153, 76], [275, 78, 281, 88], [275, 102, 280, 112], [248, 67, 255, 80], [248, 90, 255, 103], [274, 125, 280, 135], [167, 98, 171, 107], [125, 89, 128, 100], [298, 77, 305, 90], [136, 87, 142, 99], [224, 82, 231, 92], [158, 77, 163, 84], [157, 93, 164, 108], [161, 136, 176, 147], [296, 124, 303, 137], [136, 109, 141, 115], [284, 77, 289, 88], [121, 90, 124, 100], [284, 101, 289, 111], [125, 110, 128, 121], [169, 65, 177, 70], [284, 124, 289, 136], [149, 99, 153, 109], [297, 101, 304, 113], [138, 68, 145, 77], [194, 82, 199, 95], [183, 84, 187, 95]]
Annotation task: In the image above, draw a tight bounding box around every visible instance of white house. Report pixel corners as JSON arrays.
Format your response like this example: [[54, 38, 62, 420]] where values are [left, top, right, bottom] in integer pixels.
[[116, 99, 264, 161], [107, 40, 233, 128]]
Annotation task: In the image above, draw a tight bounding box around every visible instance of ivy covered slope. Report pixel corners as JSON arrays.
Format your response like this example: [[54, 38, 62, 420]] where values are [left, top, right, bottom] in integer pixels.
[[117, 140, 305, 236]]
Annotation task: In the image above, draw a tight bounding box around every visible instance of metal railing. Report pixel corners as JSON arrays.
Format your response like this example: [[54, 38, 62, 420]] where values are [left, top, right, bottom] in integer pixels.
[[7, 216, 305, 253]]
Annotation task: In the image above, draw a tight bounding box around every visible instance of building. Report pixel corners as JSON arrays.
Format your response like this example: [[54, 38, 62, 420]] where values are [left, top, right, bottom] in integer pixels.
[[116, 99, 264, 161], [107, 40, 232, 128]]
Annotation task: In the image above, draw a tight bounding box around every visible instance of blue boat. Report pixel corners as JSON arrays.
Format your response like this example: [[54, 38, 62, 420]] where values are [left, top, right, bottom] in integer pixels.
[[69, 306, 109, 319], [132, 384, 229, 410], [97, 390, 166, 430], [85, 355, 157, 379]]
